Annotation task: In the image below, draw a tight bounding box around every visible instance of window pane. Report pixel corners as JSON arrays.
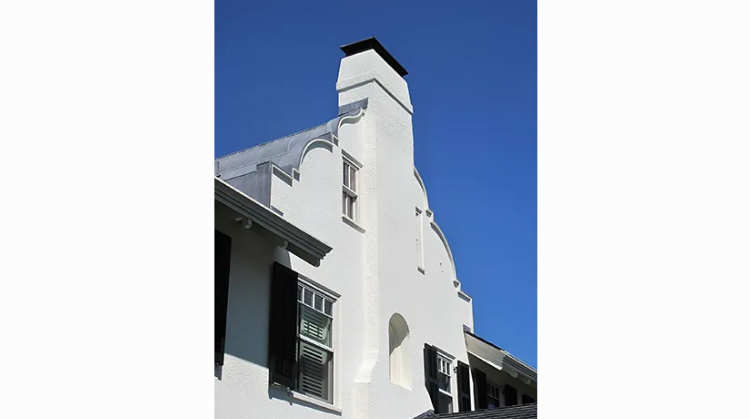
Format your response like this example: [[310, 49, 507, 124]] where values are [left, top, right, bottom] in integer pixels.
[[304, 288, 313, 306], [349, 167, 356, 192], [298, 285, 303, 302], [438, 372, 450, 392], [347, 196, 354, 219], [342, 192, 347, 215], [299, 304, 332, 347], [314, 294, 323, 311], [343, 163, 349, 188], [298, 339, 332, 402], [324, 299, 332, 316]]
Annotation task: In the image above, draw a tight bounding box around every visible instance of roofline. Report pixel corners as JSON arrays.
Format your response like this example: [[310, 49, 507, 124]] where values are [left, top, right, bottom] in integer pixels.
[[465, 331, 537, 381], [215, 177, 332, 266]]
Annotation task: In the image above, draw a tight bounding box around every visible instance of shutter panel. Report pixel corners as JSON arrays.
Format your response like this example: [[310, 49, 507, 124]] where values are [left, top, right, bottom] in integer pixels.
[[473, 368, 488, 409], [268, 262, 299, 388], [423, 344, 439, 412], [215, 230, 232, 366], [504, 385, 518, 406], [298, 340, 332, 402], [457, 361, 471, 412]]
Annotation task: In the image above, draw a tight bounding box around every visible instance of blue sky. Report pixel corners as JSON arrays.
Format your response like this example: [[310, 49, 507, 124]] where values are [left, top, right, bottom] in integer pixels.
[[216, 0, 537, 367]]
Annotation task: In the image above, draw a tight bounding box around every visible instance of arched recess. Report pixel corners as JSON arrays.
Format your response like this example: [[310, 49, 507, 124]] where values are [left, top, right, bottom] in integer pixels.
[[388, 313, 412, 389]]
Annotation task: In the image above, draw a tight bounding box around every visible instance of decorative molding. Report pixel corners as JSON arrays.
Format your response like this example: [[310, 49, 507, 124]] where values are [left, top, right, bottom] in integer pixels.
[[337, 107, 366, 132], [413, 168, 429, 210], [457, 290, 472, 303], [336, 71, 413, 115], [299, 137, 336, 172], [430, 220, 457, 282]]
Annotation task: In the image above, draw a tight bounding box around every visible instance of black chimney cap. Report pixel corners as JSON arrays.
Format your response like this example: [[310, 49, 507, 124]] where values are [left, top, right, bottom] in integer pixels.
[[340, 37, 408, 77]]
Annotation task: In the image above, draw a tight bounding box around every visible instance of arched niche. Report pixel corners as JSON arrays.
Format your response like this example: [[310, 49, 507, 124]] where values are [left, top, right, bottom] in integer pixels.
[[388, 313, 412, 389]]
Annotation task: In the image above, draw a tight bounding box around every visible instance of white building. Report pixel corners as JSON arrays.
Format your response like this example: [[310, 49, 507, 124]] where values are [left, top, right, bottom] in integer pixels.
[[214, 37, 536, 419]]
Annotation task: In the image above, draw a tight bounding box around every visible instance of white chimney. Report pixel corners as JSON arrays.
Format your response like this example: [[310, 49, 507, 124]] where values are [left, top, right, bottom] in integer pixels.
[[336, 37, 413, 115]]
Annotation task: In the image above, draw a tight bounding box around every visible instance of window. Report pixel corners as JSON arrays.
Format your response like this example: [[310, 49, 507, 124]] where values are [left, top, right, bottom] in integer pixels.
[[424, 344, 454, 414], [487, 382, 501, 408], [437, 354, 452, 392], [415, 209, 424, 271], [388, 314, 412, 389], [268, 263, 338, 406], [522, 394, 535, 405], [296, 282, 335, 403], [342, 159, 358, 221]]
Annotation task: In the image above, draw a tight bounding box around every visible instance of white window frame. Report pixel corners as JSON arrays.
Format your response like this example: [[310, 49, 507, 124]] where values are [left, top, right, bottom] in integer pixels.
[[342, 156, 359, 222], [295, 280, 338, 405], [487, 381, 501, 408]]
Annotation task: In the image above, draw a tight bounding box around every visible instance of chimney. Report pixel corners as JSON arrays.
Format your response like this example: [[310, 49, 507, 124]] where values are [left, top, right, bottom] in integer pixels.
[[336, 37, 413, 114]]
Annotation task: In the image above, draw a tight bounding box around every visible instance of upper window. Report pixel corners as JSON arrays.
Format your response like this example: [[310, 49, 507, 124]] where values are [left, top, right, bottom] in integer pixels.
[[342, 159, 358, 221], [296, 282, 336, 403], [487, 381, 501, 408], [437, 354, 452, 392], [424, 345, 455, 414]]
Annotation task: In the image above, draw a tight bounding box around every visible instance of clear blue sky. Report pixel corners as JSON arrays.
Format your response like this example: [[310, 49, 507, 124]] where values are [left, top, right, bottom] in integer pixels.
[[216, 0, 537, 367]]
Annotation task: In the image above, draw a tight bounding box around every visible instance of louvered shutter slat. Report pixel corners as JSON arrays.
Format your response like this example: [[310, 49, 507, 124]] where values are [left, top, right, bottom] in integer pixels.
[[300, 306, 331, 347], [298, 340, 331, 401]]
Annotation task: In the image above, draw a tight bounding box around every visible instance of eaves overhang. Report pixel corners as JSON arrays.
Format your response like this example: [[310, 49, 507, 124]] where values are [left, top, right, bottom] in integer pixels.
[[215, 177, 332, 267], [465, 331, 537, 386]]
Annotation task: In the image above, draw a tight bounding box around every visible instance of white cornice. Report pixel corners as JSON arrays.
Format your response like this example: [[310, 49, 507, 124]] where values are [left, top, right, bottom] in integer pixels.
[[336, 71, 413, 115]]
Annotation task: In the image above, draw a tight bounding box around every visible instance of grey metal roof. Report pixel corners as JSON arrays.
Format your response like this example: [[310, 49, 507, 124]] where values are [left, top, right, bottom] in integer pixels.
[[215, 99, 368, 207], [425, 404, 537, 419]]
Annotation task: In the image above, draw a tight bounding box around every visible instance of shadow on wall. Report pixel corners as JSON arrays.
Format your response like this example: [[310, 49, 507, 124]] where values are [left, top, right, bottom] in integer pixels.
[[216, 241, 291, 379]]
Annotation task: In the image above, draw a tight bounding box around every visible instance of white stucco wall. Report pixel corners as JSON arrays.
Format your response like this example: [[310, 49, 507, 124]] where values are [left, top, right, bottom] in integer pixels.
[[216, 49, 475, 419]]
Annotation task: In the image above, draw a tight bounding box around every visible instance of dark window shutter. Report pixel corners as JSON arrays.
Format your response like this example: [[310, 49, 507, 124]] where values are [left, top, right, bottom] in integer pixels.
[[457, 361, 471, 412], [268, 262, 299, 388], [504, 385, 518, 406], [423, 344, 438, 411], [215, 230, 232, 366], [522, 394, 535, 405], [473, 368, 487, 409]]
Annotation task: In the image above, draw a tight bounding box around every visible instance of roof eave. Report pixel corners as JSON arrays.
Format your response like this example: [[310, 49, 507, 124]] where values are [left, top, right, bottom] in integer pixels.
[[214, 177, 332, 266], [465, 331, 537, 384]]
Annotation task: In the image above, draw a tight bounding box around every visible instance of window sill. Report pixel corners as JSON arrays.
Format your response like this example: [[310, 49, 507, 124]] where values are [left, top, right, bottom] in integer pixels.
[[342, 215, 365, 233], [438, 388, 453, 397], [289, 390, 343, 414]]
